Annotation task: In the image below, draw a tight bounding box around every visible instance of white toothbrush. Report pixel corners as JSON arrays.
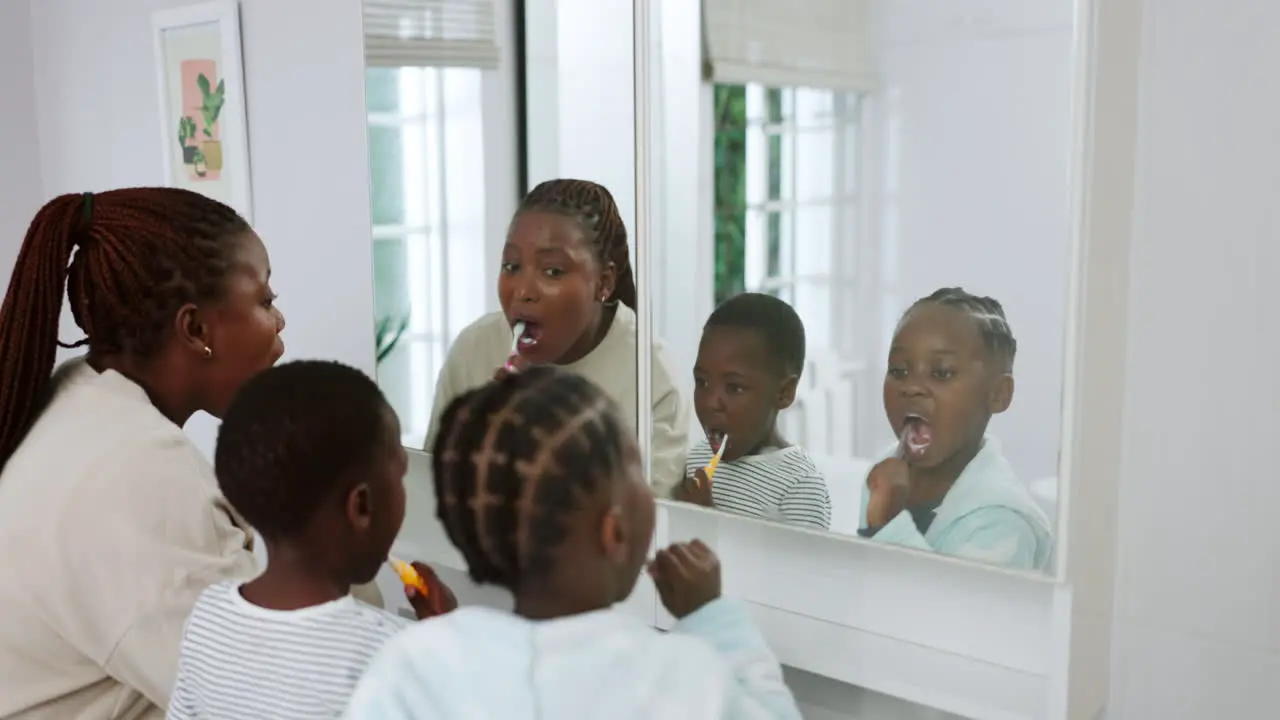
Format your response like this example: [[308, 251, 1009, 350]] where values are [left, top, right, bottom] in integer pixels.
[[510, 321, 525, 356]]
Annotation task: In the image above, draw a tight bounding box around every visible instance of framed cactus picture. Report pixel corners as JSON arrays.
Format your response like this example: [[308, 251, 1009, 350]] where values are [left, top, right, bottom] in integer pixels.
[[152, 1, 252, 221]]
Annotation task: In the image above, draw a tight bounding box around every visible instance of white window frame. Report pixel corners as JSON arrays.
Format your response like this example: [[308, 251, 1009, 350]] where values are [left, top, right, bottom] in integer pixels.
[[712, 81, 870, 455], [739, 83, 861, 353], [366, 66, 487, 447]]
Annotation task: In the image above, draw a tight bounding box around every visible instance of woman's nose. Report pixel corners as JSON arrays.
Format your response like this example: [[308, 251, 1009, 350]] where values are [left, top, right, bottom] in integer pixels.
[[516, 275, 540, 303]]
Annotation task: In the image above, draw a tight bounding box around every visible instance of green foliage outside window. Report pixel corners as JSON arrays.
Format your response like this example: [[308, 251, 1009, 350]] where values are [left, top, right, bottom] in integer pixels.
[[713, 85, 786, 304], [712, 85, 747, 305]]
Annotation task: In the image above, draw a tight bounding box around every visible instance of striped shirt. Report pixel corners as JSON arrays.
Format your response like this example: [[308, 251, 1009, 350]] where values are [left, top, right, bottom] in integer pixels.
[[685, 440, 832, 530], [166, 580, 411, 719]]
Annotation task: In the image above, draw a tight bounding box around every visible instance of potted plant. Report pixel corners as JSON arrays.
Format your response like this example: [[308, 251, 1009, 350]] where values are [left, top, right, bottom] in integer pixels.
[[375, 315, 410, 364], [197, 73, 226, 172], [192, 147, 208, 178], [177, 116, 198, 165]]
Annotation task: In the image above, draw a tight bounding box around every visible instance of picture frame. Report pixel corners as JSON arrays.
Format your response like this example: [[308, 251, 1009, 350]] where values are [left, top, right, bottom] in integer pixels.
[[152, 0, 253, 221]]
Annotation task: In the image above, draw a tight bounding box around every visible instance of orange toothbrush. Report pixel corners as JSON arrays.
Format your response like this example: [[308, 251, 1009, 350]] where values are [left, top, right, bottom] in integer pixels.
[[389, 556, 429, 597], [699, 436, 728, 487]]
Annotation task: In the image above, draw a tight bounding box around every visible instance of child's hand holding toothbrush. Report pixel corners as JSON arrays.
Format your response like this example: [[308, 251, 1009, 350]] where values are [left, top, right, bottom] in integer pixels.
[[672, 467, 714, 506], [672, 433, 726, 506], [865, 430, 912, 528], [392, 559, 458, 620]]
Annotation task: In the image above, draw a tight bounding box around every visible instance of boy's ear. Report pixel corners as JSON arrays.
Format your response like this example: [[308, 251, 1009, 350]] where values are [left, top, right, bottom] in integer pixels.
[[988, 374, 1014, 414], [345, 483, 373, 530], [776, 374, 800, 410]]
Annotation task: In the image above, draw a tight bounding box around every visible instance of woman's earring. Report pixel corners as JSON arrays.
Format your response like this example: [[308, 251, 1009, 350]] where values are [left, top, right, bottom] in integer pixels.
[[202, 346, 213, 360]]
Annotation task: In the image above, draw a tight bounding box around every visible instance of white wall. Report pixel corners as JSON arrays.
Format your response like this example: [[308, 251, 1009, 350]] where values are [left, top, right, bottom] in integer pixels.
[[0, 0, 43, 292], [523, 0, 636, 240], [863, 0, 1076, 482], [25, 0, 376, 456], [1107, 0, 1280, 716]]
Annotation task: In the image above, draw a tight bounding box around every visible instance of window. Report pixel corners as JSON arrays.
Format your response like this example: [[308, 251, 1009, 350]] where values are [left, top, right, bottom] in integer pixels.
[[366, 66, 488, 448], [712, 82, 861, 353]]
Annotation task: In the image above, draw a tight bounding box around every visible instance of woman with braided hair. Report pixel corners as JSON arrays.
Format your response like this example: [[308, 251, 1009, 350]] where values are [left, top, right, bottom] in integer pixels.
[[346, 367, 801, 720], [0, 188, 372, 718], [423, 178, 690, 495]]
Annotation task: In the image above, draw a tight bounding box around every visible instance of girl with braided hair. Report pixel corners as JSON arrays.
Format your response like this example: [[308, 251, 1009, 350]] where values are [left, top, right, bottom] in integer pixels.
[[423, 178, 690, 496], [0, 188, 371, 718], [859, 287, 1053, 571], [346, 367, 801, 720]]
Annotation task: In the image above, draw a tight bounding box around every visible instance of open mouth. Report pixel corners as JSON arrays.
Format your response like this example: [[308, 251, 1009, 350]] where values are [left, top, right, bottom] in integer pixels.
[[706, 429, 727, 452], [902, 414, 933, 457], [511, 319, 542, 351]]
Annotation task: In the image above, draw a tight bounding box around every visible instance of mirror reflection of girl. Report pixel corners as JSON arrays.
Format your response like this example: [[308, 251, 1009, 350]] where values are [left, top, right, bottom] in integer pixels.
[[859, 288, 1052, 571], [424, 179, 689, 494], [348, 368, 801, 719]]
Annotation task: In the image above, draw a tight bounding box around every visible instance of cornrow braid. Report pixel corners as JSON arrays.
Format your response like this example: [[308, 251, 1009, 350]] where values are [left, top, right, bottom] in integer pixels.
[[0, 187, 250, 470], [908, 287, 1017, 372], [431, 366, 631, 589], [518, 179, 636, 310]]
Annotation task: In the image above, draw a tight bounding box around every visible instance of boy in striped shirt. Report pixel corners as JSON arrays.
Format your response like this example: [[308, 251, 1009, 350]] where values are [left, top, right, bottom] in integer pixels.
[[166, 361, 455, 720], [672, 294, 832, 530]]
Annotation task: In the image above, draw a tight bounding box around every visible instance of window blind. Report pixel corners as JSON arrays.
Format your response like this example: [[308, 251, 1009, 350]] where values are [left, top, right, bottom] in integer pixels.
[[363, 0, 500, 69], [702, 0, 877, 91]]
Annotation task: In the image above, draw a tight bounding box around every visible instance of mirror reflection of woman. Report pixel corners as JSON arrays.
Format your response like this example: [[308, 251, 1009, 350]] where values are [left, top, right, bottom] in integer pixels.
[[425, 179, 689, 494]]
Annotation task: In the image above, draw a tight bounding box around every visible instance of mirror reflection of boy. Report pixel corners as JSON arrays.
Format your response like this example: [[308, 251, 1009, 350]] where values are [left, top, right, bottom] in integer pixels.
[[673, 293, 832, 531], [860, 288, 1052, 571]]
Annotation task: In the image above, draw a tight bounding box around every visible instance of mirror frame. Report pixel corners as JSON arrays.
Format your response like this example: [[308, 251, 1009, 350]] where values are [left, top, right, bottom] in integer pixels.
[[623, 0, 1139, 715], [635, 0, 1079, 583]]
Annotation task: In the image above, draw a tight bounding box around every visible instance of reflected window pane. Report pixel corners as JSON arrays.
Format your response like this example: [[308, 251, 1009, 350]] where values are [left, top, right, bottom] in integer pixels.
[[366, 66, 488, 449], [794, 87, 834, 129], [794, 127, 835, 203], [365, 68, 401, 114], [767, 134, 783, 201], [368, 125, 406, 226], [768, 88, 787, 124], [766, 211, 783, 277], [372, 237, 411, 322]]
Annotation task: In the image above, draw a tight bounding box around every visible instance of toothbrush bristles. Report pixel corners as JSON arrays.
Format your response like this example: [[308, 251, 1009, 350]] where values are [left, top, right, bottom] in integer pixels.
[[510, 321, 525, 355]]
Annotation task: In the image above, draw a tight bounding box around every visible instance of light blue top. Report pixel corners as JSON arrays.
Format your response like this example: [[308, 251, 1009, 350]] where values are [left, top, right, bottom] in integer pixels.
[[343, 598, 802, 720], [859, 436, 1054, 571]]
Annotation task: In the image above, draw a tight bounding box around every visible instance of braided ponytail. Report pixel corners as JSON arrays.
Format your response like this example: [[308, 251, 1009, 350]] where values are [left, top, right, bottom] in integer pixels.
[[0, 187, 248, 470]]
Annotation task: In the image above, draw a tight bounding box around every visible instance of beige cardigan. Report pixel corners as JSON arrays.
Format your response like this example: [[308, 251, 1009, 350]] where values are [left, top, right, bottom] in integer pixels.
[[425, 305, 690, 495], [0, 361, 381, 719]]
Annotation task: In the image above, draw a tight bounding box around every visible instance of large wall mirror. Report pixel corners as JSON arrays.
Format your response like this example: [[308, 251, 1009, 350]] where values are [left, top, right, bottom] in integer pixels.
[[360, 0, 1075, 580], [644, 0, 1075, 576]]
